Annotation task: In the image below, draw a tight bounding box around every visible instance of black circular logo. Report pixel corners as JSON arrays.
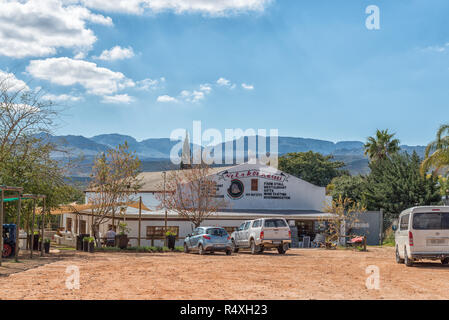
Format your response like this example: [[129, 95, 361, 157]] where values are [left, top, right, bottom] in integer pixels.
[[227, 179, 244, 199]]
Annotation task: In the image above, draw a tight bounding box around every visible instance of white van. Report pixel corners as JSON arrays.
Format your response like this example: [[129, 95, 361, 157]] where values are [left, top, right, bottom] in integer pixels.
[[394, 206, 449, 266]]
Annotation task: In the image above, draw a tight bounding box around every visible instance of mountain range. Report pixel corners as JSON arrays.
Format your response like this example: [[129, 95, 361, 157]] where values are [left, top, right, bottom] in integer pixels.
[[43, 133, 426, 177]]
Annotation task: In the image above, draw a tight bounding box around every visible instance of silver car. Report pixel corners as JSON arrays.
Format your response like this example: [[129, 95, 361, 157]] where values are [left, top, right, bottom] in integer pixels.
[[184, 227, 233, 255]]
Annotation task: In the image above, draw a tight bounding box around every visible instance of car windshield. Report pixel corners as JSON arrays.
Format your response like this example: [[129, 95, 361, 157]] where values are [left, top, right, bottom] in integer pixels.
[[264, 219, 287, 228], [206, 228, 228, 237], [413, 213, 449, 230]]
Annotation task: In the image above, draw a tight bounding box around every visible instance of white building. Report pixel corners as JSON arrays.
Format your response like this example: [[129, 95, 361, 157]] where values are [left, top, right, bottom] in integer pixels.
[[61, 163, 338, 247]]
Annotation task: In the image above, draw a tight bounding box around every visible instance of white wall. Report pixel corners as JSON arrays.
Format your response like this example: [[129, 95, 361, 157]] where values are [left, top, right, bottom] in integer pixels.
[[210, 163, 326, 211]]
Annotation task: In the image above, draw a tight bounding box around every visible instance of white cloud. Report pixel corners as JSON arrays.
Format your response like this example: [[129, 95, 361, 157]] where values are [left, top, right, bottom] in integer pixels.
[[101, 94, 133, 104], [157, 95, 178, 103], [137, 77, 165, 90], [241, 83, 254, 90], [0, 0, 112, 58], [181, 90, 205, 103], [0, 70, 29, 91], [26, 57, 135, 96], [95, 46, 135, 61], [216, 77, 231, 87], [79, 0, 272, 16], [422, 43, 449, 53], [42, 93, 82, 102], [199, 83, 212, 93]]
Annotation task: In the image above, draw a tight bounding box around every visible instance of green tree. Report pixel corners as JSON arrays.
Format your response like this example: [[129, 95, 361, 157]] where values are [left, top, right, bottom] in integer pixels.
[[88, 142, 141, 244], [328, 174, 367, 204], [364, 152, 441, 227], [421, 124, 449, 177], [278, 151, 347, 187], [0, 72, 80, 228], [364, 129, 400, 162]]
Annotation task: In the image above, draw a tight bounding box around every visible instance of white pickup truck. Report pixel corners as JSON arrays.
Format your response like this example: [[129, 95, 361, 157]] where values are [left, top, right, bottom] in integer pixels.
[[230, 218, 291, 254]]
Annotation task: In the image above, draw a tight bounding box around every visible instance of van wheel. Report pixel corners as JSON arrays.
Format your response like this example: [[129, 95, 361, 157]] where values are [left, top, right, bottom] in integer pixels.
[[441, 258, 449, 265], [395, 246, 404, 264], [183, 243, 190, 254], [232, 240, 239, 253], [225, 249, 232, 256], [250, 240, 258, 255], [278, 246, 286, 254], [404, 247, 413, 267], [198, 244, 205, 255]]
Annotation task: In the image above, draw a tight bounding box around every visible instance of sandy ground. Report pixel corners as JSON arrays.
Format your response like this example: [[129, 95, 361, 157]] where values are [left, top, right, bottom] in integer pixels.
[[0, 247, 448, 300]]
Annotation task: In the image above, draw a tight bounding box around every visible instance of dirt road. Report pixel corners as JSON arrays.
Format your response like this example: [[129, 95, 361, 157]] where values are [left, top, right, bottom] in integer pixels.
[[0, 247, 448, 300]]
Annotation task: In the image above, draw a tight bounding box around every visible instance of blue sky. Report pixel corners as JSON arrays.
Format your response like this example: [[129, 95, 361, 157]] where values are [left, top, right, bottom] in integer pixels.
[[1, 0, 449, 145]]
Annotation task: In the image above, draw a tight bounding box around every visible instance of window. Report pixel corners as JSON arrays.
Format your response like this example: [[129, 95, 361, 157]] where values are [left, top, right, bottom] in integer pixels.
[[251, 179, 258, 191], [146, 226, 179, 238], [399, 214, 409, 231], [413, 213, 449, 230], [237, 223, 245, 231], [264, 219, 287, 228], [252, 220, 261, 228], [244, 222, 251, 230], [206, 228, 228, 236], [66, 218, 72, 232]]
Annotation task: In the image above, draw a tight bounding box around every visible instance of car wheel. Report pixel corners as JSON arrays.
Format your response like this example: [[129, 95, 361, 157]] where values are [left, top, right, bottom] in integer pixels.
[[441, 258, 449, 265], [250, 240, 258, 255], [183, 243, 190, 254], [404, 247, 413, 267], [198, 244, 205, 255], [259, 246, 265, 254], [277, 246, 286, 254], [232, 239, 239, 253], [395, 246, 404, 264], [226, 249, 232, 256]]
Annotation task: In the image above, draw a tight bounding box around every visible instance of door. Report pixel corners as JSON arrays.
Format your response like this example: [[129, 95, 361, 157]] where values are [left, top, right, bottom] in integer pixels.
[[262, 219, 290, 241], [411, 211, 449, 253], [397, 214, 410, 258], [240, 221, 252, 247], [235, 223, 245, 246], [189, 228, 202, 249]]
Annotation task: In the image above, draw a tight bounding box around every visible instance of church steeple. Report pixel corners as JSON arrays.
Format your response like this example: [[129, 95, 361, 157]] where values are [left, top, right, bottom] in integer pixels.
[[180, 131, 192, 170]]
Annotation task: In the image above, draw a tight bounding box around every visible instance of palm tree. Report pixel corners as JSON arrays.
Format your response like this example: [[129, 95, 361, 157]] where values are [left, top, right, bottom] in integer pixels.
[[364, 129, 401, 161], [420, 124, 449, 176]]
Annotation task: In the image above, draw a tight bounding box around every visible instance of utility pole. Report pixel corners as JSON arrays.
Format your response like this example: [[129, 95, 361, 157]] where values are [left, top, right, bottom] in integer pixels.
[[0, 189, 4, 266], [163, 171, 167, 246], [138, 196, 142, 247], [40, 197, 46, 257], [30, 198, 36, 259], [15, 193, 21, 262]]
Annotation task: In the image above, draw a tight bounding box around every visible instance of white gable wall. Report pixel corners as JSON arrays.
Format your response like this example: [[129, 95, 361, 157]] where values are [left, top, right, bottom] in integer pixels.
[[210, 163, 326, 211]]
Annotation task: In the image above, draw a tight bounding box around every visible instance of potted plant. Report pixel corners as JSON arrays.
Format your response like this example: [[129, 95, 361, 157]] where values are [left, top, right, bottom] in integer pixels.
[[88, 237, 95, 253], [117, 222, 130, 249], [43, 238, 51, 254], [82, 236, 90, 252], [166, 231, 176, 251]]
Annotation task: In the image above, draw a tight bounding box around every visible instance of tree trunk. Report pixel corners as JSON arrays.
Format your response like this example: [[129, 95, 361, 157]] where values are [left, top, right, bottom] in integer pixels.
[[92, 223, 101, 247]]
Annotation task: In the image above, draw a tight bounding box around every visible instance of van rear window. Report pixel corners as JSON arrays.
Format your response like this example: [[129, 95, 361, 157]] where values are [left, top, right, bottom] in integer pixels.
[[264, 219, 287, 228], [413, 213, 449, 230]]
